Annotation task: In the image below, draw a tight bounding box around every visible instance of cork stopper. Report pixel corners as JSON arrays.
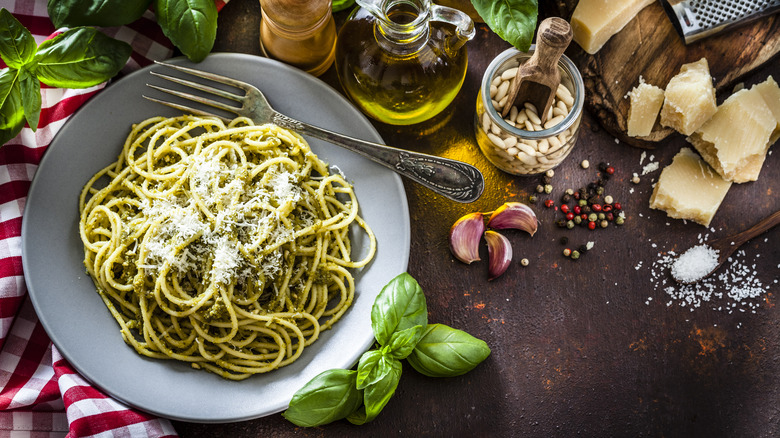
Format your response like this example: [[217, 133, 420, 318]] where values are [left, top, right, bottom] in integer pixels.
[[261, 0, 330, 30]]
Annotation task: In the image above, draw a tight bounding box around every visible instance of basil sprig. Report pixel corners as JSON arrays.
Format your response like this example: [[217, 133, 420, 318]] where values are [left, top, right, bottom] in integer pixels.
[[470, 0, 538, 52], [47, 0, 217, 63], [282, 272, 491, 427], [0, 9, 130, 146]]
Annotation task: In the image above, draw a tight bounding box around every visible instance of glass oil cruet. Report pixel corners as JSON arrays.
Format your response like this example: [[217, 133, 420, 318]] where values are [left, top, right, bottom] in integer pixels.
[[335, 0, 475, 125]]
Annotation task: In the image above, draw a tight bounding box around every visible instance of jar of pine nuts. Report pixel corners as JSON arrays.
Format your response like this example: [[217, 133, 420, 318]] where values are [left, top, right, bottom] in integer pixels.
[[475, 47, 584, 175]]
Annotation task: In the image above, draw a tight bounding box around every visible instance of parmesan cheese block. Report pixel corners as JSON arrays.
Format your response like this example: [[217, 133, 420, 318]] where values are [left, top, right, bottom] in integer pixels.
[[686, 80, 777, 183], [570, 0, 654, 55], [753, 75, 780, 143], [649, 148, 731, 227], [627, 81, 665, 137], [660, 58, 717, 136]]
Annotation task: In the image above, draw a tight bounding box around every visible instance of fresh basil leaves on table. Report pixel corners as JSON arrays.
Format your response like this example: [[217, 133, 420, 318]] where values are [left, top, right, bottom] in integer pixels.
[[470, 0, 539, 51], [283, 273, 491, 427], [47, 0, 218, 62], [0, 9, 130, 146]]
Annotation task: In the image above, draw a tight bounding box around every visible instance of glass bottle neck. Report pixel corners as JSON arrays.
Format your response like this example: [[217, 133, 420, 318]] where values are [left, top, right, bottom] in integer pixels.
[[371, 1, 431, 55]]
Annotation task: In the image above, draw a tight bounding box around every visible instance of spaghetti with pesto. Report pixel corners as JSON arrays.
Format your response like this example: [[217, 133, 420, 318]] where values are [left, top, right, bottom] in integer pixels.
[[78, 115, 376, 380]]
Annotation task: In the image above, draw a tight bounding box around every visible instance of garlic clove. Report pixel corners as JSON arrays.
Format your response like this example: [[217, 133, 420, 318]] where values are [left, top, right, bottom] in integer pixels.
[[485, 230, 512, 280], [449, 212, 485, 264], [487, 202, 538, 236]]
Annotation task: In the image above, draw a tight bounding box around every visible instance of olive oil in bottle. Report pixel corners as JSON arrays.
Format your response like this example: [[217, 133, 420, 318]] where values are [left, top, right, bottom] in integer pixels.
[[335, 0, 475, 125]]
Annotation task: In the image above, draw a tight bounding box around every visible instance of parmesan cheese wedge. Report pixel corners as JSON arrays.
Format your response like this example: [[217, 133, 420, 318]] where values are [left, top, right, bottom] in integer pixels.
[[686, 78, 778, 183], [753, 75, 780, 143], [660, 58, 717, 136], [649, 147, 731, 227], [627, 81, 665, 137], [570, 0, 654, 55]]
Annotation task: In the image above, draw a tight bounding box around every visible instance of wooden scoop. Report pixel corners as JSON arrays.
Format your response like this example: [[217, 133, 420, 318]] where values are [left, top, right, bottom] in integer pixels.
[[501, 17, 573, 124], [673, 209, 780, 285]]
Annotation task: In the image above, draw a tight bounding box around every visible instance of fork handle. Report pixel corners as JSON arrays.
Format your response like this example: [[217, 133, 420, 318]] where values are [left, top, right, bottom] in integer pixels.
[[272, 113, 485, 203]]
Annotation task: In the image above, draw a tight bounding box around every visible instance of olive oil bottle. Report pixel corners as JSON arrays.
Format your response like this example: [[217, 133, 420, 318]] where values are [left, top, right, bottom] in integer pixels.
[[335, 0, 475, 125]]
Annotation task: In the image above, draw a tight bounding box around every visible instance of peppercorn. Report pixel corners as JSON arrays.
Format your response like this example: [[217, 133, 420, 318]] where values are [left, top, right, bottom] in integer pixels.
[[560, 236, 569, 245], [560, 204, 570, 214], [528, 195, 538, 204], [615, 216, 625, 225], [596, 186, 605, 196], [606, 212, 614, 221], [606, 166, 615, 175], [581, 160, 590, 169], [632, 175, 640, 184], [578, 199, 588, 207], [566, 220, 575, 229], [598, 213, 606, 221], [580, 213, 588, 221], [596, 177, 605, 186], [544, 184, 553, 194], [598, 162, 608, 172], [579, 244, 589, 253], [542, 174, 552, 185], [581, 205, 591, 214], [545, 199, 554, 208], [604, 195, 614, 204], [561, 193, 571, 203], [563, 248, 572, 257], [600, 220, 608, 228], [591, 203, 602, 212], [588, 213, 597, 222], [520, 258, 529, 267], [536, 184, 545, 193], [573, 191, 581, 200], [614, 202, 622, 211], [574, 215, 582, 225], [556, 219, 567, 228], [545, 169, 555, 178], [588, 221, 596, 230], [566, 212, 575, 221], [565, 188, 574, 196], [573, 205, 581, 215], [588, 195, 599, 204], [570, 250, 580, 260], [602, 204, 613, 213]]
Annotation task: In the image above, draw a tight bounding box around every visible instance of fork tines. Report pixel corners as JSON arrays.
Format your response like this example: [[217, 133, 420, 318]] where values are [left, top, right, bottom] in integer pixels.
[[144, 61, 248, 122]]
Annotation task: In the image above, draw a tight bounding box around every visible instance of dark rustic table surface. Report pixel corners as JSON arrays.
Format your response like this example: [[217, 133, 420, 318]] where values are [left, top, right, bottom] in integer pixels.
[[174, 0, 780, 436]]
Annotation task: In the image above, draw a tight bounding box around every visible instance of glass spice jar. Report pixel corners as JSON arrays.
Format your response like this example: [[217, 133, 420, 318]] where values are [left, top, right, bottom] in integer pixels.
[[475, 47, 584, 175], [259, 0, 337, 77]]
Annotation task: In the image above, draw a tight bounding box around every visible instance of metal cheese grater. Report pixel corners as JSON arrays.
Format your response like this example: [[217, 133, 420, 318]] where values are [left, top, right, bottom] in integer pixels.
[[661, 0, 780, 44]]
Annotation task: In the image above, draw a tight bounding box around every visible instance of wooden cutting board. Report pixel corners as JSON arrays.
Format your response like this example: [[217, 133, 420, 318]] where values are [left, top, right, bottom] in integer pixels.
[[549, 1, 780, 148]]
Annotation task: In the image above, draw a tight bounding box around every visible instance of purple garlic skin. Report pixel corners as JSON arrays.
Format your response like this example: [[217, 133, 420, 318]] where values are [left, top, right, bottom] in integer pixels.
[[449, 212, 485, 264], [487, 202, 538, 236], [485, 230, 512, 280]]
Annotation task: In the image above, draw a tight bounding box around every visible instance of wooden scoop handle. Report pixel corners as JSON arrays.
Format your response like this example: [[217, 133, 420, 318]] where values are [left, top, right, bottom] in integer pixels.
[[501, 17, 573, 120], [532, 17, 574, 78]]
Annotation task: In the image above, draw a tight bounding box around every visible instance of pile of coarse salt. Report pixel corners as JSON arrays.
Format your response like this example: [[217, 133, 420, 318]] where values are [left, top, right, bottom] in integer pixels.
[[646, 237, 774, 314], [670, 244, 719, 283]]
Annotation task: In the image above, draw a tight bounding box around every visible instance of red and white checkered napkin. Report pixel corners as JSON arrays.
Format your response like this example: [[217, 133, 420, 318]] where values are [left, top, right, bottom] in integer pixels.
[[0, 1, 228, 436]]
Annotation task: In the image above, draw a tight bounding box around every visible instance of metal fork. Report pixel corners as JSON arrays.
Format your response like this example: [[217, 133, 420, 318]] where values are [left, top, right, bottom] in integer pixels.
[[143, 62, 484, 203]]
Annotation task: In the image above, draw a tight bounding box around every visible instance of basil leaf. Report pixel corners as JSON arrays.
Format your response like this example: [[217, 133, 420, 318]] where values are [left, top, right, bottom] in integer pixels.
[[281, 369, 363, 428], [371, 272, 427, 346], [0, 9, 37, 69], [47, 0, 153, 28], [470, 0, 538, 52], [18, 68, 40, 132], [356, 349, 385, 390], [33, 27, 131, 89], [385, 324, 423, 360], [348, 358, 402, 425], [0, 68, 25, 145], [154, 0, 217, 63], [406, 323, 491, 377], [332, 0, 356, 12]]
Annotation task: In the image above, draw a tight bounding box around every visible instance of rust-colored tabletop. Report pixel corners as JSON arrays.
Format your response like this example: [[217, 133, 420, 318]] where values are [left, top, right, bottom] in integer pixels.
[[174, 1, 780, 436]]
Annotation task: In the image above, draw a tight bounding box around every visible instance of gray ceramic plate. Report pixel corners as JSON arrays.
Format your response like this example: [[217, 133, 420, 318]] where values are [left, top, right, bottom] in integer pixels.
[[21, 53, 410, 423]]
